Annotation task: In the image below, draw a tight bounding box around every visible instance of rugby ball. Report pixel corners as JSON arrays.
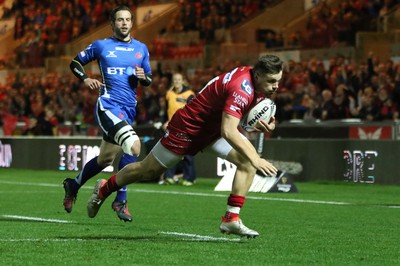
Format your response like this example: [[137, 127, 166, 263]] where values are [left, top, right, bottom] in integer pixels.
[[241, 98, 276, 132]]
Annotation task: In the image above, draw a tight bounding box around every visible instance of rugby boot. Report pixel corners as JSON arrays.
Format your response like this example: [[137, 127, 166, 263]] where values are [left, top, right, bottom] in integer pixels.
[[87, 179, 107, 218], [219, 216, 259, 238], [112, 200, 133, 222], [63, 178, 77, 213]]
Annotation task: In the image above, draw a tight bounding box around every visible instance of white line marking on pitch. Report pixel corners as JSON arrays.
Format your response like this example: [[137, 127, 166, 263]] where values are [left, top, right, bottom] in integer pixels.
[[133, 189, 351, 205], [0, 239, 84, 242], [0, 238, 132, 242], [1, 180, 397, 207], [0, 215, 73, 223], [0, 233, 239, 243], [159, 231, 240, 242], [0, 181, 61, 187]]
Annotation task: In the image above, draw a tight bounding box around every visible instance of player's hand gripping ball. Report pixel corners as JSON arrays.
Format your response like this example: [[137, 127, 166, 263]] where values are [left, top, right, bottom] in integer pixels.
[[241, 98, 276, 132]]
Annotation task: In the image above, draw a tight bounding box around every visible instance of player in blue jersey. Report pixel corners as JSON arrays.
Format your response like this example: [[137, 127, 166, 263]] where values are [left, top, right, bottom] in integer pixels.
[[62, 5, 152, 222]]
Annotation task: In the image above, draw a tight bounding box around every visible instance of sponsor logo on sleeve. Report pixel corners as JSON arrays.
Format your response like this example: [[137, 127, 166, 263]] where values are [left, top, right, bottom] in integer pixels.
[[229, 105, 241, 112], [232, 92, 248, 107], [223, 67, 238, 84], [240, 79, 253, 95]]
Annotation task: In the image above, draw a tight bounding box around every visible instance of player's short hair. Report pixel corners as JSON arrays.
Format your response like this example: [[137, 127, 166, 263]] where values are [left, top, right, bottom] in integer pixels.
[[253, 55, 283, 75], [109, 5, 133, 22]]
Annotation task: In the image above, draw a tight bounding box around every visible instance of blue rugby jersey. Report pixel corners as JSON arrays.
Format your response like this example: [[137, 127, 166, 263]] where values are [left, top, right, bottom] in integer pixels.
[[77, 36, 151, 108]]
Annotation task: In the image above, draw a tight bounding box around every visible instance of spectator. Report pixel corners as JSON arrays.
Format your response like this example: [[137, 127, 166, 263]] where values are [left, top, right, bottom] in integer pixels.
[[22, 107, 56, 136], [314, 89, 334, 120], [352, 91, 380, 121], [161, 73, 197, 186], [376, 87, 399, 120], [327, 84, 352, 119], [309, 61, 329, 92]]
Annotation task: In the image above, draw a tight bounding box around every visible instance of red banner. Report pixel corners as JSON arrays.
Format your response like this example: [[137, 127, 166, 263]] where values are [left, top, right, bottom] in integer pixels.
[[349, 126, 392, 140]]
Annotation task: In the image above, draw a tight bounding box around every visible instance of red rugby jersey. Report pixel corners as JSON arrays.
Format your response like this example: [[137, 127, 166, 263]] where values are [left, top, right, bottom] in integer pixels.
[[164, 66, 264, 155]]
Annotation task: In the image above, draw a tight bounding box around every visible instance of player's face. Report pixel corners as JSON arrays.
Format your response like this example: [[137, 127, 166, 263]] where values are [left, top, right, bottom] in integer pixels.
[[112, 10, 133, 41], [254, 71, 282, 96]]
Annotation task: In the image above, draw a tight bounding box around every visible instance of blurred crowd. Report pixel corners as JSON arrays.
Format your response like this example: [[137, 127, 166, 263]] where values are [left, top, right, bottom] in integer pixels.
[[1, 53, 399, 136], [1, 0, 162, 68], [268, 0, 399, 49], [2, 0, 398, 67], [274, 53, 400, 122], [122, 0, 280, 59], [166, 0, 276, 42]]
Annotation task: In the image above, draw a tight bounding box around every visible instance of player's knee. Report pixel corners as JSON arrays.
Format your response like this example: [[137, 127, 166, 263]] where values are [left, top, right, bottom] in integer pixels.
[[130, 139, 141, 156], [121, 132, 140, 156], [109, 121, 140, 156], [237, 160, 256, 175]]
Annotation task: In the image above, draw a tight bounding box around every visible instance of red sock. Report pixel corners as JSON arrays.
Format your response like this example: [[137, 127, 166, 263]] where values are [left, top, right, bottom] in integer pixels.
[[100, 174, 121, 199], [224, 194, 246, 219], [227, 193, 245, 207]]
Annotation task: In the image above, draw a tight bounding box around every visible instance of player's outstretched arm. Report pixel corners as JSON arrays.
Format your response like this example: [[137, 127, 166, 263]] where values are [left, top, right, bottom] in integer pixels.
[[221, 113, 277, 176]]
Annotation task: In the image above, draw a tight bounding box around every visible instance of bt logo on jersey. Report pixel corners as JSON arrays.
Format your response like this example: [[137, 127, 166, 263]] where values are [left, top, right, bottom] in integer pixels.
[[107, 67, 125, 74], [107, 67, 137, 75]]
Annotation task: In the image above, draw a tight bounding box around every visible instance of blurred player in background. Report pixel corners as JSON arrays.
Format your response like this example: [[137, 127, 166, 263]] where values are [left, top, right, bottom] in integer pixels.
[[87, 54, 283, 238], [162, 73, 196, 186], [63, 5, 152, 222]]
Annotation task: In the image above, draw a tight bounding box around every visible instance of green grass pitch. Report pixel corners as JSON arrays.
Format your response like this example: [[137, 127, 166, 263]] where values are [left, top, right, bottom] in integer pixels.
[[0, 168, 399, 265]]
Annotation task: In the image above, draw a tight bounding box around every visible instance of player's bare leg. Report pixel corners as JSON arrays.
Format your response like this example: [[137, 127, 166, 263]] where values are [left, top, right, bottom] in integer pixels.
[[219, 149, 259, 238]]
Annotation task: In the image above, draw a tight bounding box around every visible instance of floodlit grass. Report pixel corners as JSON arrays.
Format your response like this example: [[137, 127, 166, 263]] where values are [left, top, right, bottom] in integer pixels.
[[0, 168, 399, 265]]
